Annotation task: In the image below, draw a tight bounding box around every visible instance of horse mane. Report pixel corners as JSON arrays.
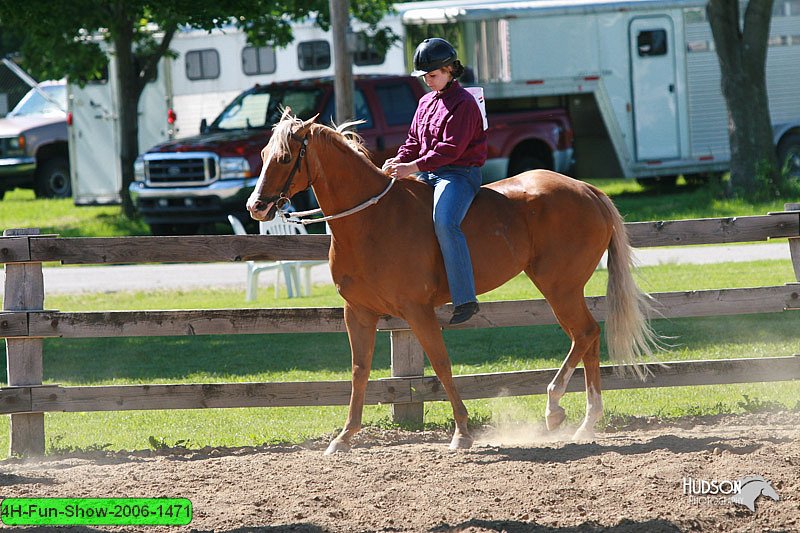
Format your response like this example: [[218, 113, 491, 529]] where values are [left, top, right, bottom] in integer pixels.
[[263, 113, 304, 161], [264, 112, 374, 164]]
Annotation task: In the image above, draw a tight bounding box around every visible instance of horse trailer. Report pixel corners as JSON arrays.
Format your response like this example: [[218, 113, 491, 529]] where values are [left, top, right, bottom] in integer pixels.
[[398, 0, 800, 182]]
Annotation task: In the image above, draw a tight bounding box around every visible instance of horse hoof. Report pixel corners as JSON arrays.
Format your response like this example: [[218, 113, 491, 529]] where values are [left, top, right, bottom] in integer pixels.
[[449, 434, 474, 450], [324, 439, 351, 455], [572, 427, 595, 442], [546, 406, 566, 431]]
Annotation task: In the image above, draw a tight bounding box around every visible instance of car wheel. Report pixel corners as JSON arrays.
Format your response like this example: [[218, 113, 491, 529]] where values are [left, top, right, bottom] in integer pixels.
[[778, 133, 800, 180], [35, 157, 72, 198]]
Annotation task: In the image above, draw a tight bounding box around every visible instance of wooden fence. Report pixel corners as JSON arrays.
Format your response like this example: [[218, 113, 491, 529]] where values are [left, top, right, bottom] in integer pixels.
[[3, 207, 800, 456]]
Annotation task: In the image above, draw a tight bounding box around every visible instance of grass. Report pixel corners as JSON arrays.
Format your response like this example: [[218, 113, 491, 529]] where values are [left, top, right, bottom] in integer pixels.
[[1, 177, 797, 239], [0, 189, 150, 237], [1, 259, 799, 457]]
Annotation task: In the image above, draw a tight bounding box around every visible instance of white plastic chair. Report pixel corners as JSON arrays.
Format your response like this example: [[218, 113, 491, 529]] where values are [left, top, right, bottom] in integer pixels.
[[227, 215, 296, 301], [259, 218, 329, 297]]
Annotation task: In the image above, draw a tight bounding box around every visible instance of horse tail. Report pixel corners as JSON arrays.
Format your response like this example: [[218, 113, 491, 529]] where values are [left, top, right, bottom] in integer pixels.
[[599, 192, 660, 380]]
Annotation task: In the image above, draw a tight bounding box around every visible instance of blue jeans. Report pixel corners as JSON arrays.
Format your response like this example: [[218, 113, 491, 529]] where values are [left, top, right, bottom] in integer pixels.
[[418, 165, 482, 306]]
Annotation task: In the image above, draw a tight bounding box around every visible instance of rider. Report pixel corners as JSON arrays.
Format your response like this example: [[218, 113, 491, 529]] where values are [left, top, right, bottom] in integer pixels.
[[382, 38, 487, 325]]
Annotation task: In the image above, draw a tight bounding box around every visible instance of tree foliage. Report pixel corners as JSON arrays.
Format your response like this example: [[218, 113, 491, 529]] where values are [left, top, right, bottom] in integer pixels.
[[0, 0, 395, 215]]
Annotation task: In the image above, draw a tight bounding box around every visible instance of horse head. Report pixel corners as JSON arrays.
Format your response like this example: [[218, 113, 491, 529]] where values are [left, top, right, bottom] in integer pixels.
[[247, 107, 318, 221]]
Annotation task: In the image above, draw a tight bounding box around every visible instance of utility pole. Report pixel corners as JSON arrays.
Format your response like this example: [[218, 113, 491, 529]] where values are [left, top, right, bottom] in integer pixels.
[[329, 0, 354, 124]]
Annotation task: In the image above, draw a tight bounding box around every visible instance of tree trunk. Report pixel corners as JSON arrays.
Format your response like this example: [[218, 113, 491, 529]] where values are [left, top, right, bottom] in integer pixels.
[[329, 0, 355, 123], [707, 0, 778, 194], [113, 24, 140, 219]]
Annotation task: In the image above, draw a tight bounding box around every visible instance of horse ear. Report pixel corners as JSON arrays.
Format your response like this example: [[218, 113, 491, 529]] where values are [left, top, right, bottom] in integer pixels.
[[302, 113, 320, 129]]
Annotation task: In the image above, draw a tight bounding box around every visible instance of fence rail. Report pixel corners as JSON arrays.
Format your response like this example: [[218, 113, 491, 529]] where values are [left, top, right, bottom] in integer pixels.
[[3, 210, 800, 456]]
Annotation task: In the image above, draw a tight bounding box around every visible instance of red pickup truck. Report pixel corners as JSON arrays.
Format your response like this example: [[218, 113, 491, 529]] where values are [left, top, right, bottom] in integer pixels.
[[130, 75, 573, 235]]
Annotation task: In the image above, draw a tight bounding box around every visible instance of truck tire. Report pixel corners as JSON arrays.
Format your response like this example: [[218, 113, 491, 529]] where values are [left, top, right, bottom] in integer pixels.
[[508, 154, 546, 177], [35, 157, 72, 198], [778, 132, 800, 180]]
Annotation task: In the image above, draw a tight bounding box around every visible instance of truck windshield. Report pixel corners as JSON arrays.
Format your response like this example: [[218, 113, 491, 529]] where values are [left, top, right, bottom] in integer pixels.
[[9, 84, 67, 117], [210, 87, 325, 131]]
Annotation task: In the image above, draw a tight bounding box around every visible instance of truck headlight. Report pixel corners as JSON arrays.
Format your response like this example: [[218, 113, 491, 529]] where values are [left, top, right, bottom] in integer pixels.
[[134, 156, 146, 182], [3, 135, 25, 156], [219, 157, 251, 179]]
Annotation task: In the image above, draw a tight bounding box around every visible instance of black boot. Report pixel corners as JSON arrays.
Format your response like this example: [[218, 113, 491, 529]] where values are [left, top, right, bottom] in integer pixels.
[[449, 301, 480, 325]]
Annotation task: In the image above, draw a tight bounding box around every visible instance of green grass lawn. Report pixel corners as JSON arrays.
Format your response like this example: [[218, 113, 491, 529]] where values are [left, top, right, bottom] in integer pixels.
[[1, 177, 797, 239], [1, 259, 799, 457]]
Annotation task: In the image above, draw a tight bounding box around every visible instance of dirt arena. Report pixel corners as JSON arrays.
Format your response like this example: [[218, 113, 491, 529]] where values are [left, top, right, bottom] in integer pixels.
[[1, 412, 798, 532]]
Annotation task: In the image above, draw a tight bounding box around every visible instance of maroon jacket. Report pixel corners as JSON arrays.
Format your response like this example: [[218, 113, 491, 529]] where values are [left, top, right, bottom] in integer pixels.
[[396, 81, 487, 172]]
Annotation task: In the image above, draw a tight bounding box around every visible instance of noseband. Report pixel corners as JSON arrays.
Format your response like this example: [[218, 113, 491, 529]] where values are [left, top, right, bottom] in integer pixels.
[[270, 132, 310, 210]]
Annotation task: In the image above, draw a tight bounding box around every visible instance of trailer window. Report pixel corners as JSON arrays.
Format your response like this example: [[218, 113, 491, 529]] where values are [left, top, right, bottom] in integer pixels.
[[186, 49, 220, 80], [353, 32, 385, 66], [637, 30, 668, 57], [242, 46, 277, 76], [375, 83, 417, 126], [298, 40, 331, 71]]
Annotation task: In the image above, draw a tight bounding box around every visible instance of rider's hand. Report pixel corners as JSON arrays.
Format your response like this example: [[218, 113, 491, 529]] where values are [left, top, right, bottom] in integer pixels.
[[381, 157, 398, 174], [391, 162, 419, 180]]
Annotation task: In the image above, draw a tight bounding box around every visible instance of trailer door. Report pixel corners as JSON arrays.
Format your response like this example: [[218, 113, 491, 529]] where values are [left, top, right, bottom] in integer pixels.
[[629, 17, 679, 161], [68, 81, 122, 204]]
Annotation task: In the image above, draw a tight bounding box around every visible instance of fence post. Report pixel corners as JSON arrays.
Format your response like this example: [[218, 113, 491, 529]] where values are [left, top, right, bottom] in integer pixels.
[[785, 203, 800, 281], [390, 329, 425, 427], [3, 228, 45, 456]]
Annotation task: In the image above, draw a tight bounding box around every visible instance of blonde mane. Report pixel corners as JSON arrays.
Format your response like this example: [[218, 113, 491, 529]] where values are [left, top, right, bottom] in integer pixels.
[[263, 113, 372, 163]]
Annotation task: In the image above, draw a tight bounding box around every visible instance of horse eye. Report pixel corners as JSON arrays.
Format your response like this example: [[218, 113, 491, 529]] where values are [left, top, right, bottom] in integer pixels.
[[278, 152, 292, 165]]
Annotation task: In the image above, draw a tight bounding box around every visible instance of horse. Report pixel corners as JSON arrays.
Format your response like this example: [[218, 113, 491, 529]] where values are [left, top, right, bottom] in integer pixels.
[[246, 111, 658, 454]]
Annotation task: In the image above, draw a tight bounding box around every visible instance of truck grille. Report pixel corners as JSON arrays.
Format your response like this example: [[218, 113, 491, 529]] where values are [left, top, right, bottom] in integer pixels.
[[144, 152, 218, 187]]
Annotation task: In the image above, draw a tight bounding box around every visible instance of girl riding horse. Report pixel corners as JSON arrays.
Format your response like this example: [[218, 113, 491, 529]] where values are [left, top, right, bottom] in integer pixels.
[[246, 111, 658, 454]]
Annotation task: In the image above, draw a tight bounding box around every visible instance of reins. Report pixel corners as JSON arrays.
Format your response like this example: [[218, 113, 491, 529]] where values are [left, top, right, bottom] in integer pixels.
[[279, 177, 397, 225], [273, 128, 397, 225]]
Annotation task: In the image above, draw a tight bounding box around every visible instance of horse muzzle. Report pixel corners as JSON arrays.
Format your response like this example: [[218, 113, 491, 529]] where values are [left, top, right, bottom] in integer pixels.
[[247, 198, 278, 222], [248, 194, 292, 221]]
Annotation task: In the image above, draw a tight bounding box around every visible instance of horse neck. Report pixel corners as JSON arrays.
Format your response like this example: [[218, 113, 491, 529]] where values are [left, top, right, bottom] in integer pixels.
[[309, 130, 391, 223]]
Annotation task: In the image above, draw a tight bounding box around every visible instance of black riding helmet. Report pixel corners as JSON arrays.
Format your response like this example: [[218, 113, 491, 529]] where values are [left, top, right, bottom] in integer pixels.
[[411, 38, 457, 76]]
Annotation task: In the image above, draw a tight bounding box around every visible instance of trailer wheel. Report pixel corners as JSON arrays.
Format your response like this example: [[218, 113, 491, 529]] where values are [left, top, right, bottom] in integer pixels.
[[35, 157, 72, 198], [778, 132, 800, 180], [508, 154, 546, 177]]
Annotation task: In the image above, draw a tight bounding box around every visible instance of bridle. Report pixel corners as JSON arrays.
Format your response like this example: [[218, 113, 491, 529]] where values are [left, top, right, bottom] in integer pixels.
[[270, 132, 310, 211], [260, 126, 397, 225]]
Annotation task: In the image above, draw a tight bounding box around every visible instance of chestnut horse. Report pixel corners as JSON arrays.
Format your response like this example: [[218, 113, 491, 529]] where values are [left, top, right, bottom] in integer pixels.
[[247, 112, 657, 454]]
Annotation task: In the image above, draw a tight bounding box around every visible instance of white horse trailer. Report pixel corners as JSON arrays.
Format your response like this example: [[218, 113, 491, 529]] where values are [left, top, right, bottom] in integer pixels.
[[68, 16, 407, 204], [399, 0, 800, 181], [167, 17, 406, 137]]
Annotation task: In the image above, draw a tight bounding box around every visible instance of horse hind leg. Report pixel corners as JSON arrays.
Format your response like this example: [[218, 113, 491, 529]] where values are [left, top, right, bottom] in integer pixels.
[[527, 270, 603, 438]]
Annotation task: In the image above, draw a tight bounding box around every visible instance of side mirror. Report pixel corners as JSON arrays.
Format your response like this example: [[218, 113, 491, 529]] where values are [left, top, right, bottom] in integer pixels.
[[200, 118, 208, 134]]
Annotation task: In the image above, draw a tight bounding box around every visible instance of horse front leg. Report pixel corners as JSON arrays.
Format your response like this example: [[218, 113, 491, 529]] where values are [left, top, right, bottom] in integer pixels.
[[324, 303, 379, 455], [403, 306, 472, 450]]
